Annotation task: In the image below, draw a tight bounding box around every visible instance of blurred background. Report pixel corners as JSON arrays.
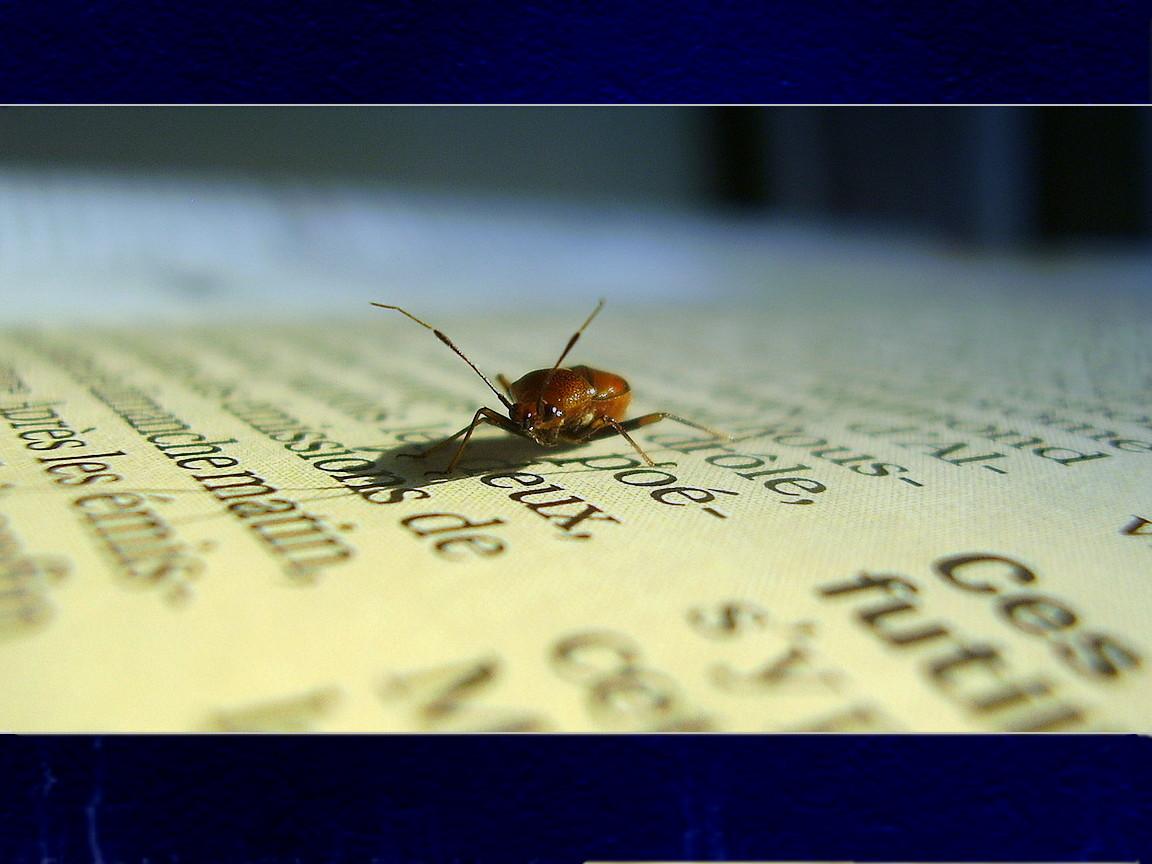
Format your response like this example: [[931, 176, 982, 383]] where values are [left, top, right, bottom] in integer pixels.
[[4, 107, 1150, 244], [0, 108, 1149, 321]]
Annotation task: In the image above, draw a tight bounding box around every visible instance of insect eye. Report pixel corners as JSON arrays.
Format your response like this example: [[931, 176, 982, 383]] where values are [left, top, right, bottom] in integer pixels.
[[543, 404, 561, 420]]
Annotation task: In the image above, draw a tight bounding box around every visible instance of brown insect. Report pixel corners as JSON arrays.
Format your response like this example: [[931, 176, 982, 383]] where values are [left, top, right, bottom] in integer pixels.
[[372, 299, 726, 471]]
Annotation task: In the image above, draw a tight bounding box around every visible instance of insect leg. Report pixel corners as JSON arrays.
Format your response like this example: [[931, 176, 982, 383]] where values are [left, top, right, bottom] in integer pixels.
[[497, 374, 514, 398], [406, 408, 502, 459], [444, 407, 523, 473], [402, 418, 477, 460], [582, 412, 730, 464], [588, 417, 658, 467], [616, 412, 730, 440]]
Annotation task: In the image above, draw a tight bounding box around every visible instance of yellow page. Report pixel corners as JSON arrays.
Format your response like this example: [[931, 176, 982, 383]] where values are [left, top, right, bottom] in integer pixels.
[[1, 270, 1150, 732]]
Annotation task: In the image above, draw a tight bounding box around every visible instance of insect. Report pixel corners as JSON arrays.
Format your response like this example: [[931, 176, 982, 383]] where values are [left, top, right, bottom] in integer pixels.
[[372, 299, 727, 471]]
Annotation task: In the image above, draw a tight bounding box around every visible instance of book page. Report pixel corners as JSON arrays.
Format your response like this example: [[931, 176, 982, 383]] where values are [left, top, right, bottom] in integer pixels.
[[1, 178, 1149, 732]]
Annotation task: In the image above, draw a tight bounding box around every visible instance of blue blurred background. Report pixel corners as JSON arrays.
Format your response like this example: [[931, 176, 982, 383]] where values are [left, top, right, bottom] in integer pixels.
[[0, 108, 1148, 326], [2, 107, 1149, 247]]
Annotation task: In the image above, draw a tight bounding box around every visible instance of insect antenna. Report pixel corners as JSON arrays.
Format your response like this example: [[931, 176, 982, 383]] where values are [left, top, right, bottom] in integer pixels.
[[549, 298, 605, 372], [540, 298, 605, 396], [371, 303, 512, 409]]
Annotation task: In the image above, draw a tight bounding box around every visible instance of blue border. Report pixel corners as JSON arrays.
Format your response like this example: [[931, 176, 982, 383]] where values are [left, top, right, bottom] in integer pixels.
[[2, 735, 1149, 863], [0, 1, 1148, 103]]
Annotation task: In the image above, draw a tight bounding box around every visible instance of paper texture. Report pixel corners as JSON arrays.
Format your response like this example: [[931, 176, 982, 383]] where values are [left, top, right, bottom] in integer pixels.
[[2, 272, 1150, 732]]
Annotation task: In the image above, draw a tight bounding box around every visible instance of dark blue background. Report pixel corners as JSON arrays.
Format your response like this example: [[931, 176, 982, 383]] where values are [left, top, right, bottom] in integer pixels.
[[2, 735, 1149, 863], [0, 1, 1147, 103]]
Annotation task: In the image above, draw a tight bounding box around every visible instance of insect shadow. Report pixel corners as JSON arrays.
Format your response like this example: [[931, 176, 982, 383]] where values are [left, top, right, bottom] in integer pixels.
[[343, 432, 656, 496], [0, 434, 642, 529]]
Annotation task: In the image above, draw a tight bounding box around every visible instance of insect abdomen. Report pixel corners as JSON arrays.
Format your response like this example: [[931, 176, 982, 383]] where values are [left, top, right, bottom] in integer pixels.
[[573, 365, 631, 420]]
